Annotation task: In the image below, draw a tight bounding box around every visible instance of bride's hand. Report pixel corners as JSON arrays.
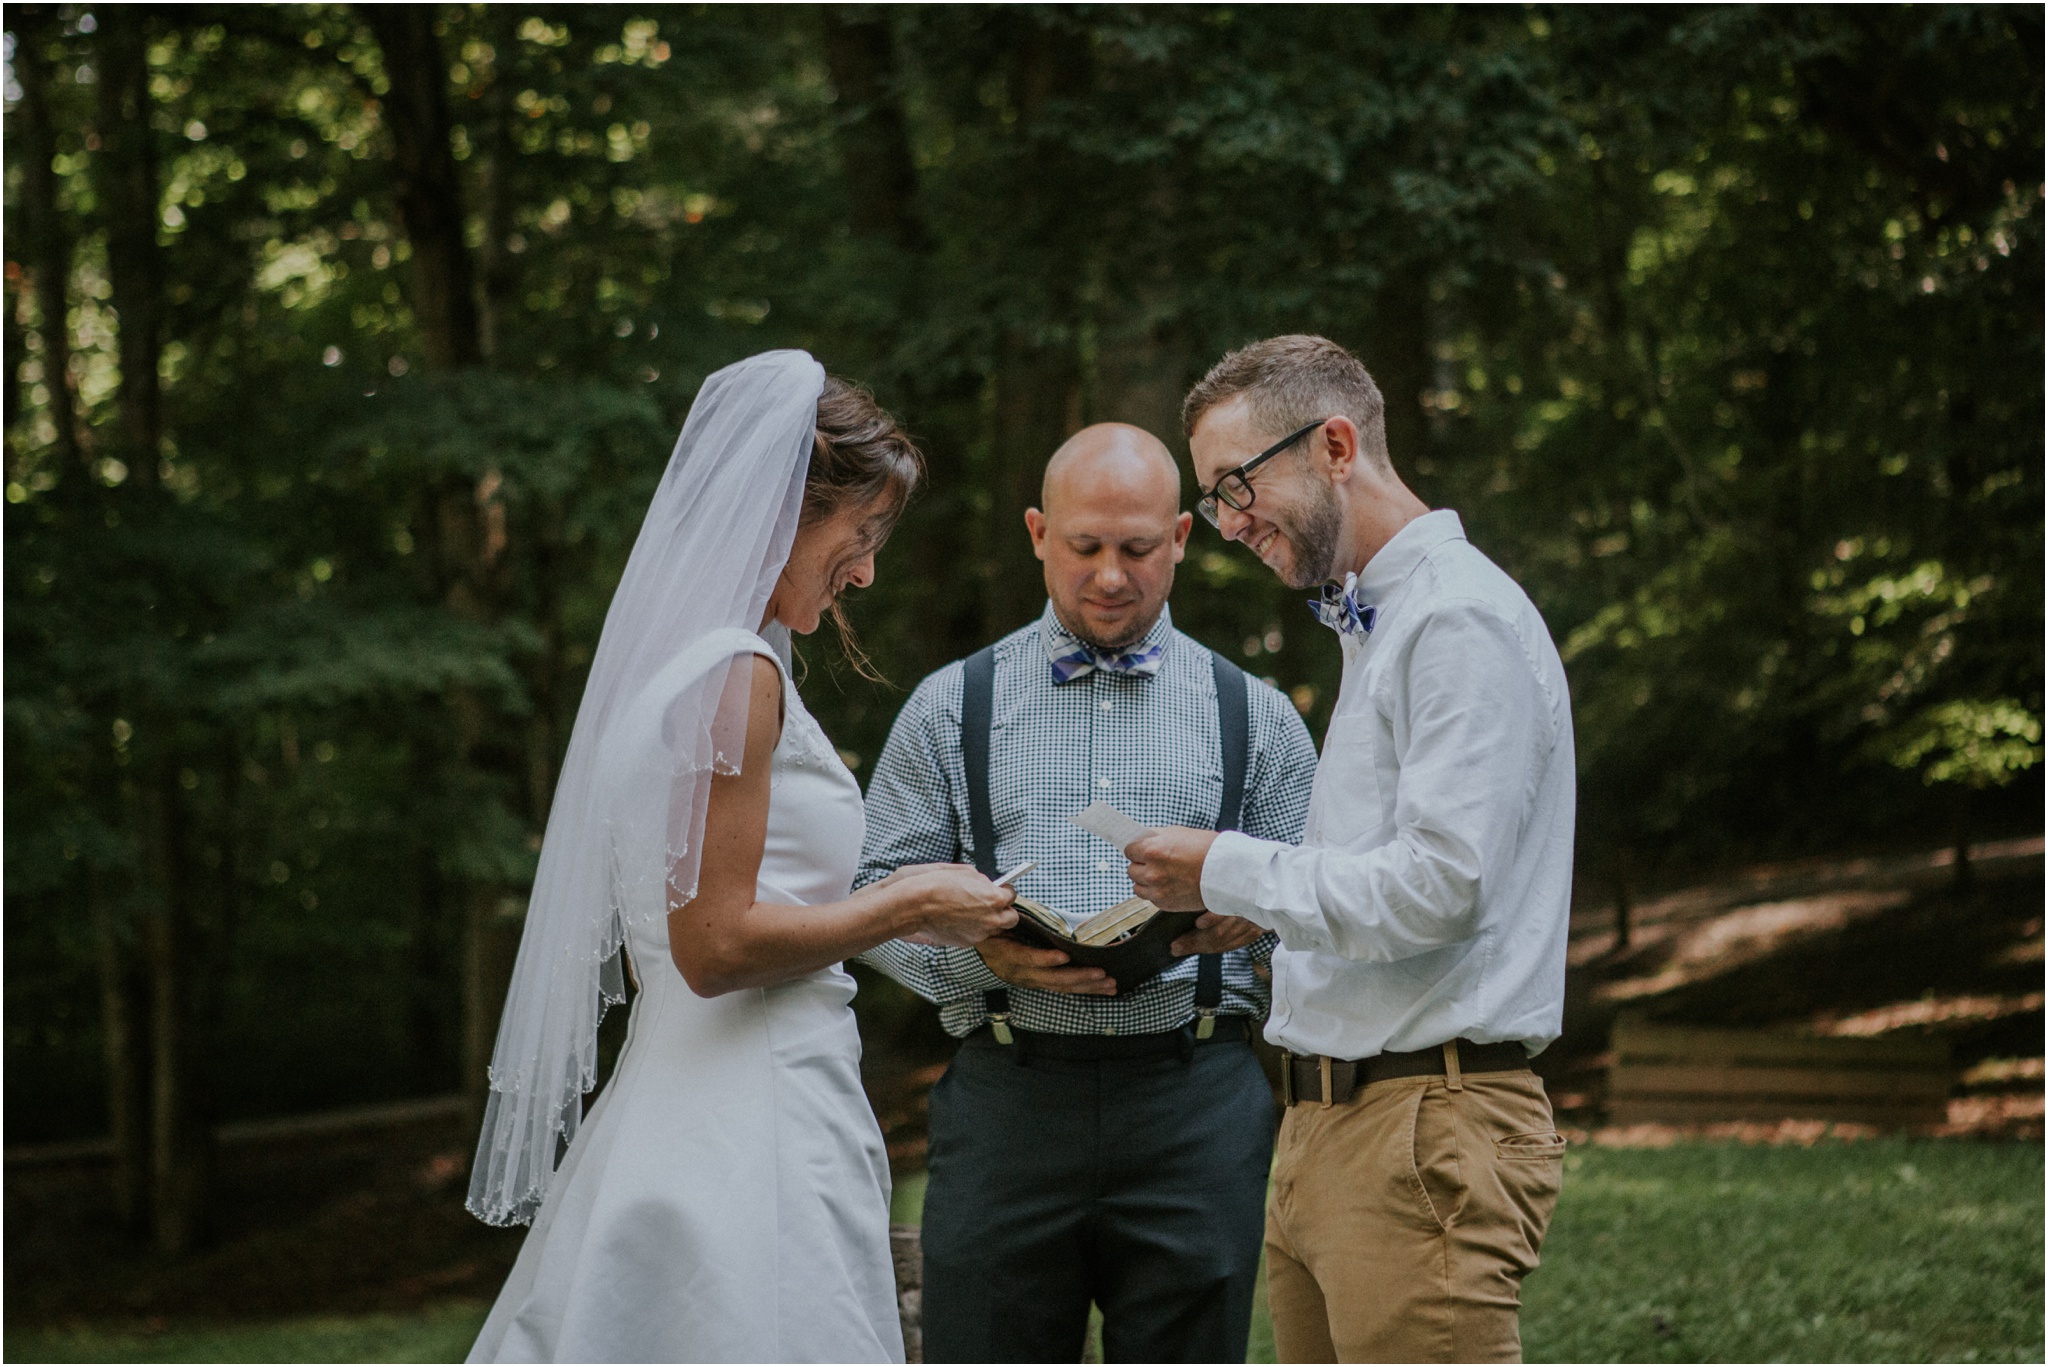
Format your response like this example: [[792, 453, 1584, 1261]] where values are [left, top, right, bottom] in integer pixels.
[[877, 862, 961, 886], [902, 867, 1017, 947]]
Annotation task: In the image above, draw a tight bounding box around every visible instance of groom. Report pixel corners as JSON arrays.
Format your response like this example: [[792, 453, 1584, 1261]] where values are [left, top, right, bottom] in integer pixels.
[[1127, 335, 1576, 1363], [856, 423, 1318, 1363]]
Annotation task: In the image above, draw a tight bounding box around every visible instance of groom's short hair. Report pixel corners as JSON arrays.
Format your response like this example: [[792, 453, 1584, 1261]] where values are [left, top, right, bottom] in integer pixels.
[[1182, 335, 1392, 470]]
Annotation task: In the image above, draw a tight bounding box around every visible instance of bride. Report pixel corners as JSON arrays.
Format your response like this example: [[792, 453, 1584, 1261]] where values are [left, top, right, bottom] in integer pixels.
[[465, 350, 1017, 1362]]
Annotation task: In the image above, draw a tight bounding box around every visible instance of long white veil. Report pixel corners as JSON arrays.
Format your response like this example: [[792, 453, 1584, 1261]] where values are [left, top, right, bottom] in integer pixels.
[[467, 349, 826, 1226]]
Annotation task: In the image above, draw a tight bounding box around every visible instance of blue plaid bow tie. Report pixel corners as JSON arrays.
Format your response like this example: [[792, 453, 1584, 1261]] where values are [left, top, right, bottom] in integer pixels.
[[1309, 573, 1376, 639], [1049, 638, 1167, 685]]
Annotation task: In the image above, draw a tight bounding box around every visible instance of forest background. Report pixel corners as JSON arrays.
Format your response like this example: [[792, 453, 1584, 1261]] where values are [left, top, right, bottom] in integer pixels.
[[4, 3, 2040, 1256]]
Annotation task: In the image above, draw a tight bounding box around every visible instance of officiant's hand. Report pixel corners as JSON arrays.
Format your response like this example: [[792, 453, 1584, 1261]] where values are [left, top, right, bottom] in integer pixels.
[[976, 936, 1118, 996], [1171, 912, 1265, 957], [1125, 826, 1218, 912]]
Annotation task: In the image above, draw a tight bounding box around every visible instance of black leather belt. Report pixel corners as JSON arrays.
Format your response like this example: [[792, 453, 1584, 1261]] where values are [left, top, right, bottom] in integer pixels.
[[1281, 1038, 1529, 1106], [968, 1015, 1251, 1062]]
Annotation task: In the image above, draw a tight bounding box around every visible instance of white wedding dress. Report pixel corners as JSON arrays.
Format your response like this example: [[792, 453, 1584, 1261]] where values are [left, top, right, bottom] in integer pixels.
[[470, 632, 903, 1363]]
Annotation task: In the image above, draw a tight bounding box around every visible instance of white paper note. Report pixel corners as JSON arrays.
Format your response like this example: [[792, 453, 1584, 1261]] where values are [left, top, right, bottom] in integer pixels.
[[1068, 801, 1154, 851]]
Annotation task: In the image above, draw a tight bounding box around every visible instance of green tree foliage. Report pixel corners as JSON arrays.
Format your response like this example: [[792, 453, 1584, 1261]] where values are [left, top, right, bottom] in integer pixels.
[[4, 5, 2039, 1241]]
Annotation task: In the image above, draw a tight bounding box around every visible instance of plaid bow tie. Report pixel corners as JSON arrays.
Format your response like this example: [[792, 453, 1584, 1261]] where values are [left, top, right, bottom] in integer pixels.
[[1308, 574, 1376, 639], [1049, 638, 1167, 685]]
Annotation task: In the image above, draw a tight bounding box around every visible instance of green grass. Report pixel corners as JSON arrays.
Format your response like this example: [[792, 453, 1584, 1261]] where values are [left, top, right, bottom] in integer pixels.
[[890, 1166, 929, 1225], [1514, 1139, 2044, 1364], [13, 1142, 2040, 1363], [5, 1302, 490, 1364]]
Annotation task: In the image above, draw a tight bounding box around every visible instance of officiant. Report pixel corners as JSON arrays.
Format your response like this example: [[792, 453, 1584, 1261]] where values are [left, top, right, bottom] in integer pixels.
[[855, 423, 1318, 1364]]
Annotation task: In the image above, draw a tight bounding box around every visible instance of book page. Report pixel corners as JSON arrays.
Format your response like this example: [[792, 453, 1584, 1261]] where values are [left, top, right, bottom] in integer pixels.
[[1011, 895, 1075, 940], [1069, 801, 1154, 851], [1073, 896, 1159, 946]]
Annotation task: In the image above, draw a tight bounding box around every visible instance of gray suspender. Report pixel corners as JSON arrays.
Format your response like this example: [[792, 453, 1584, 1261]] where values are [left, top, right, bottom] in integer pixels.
[[959, 642, 1250, 1045], [1204, 648, 1249, 1038]]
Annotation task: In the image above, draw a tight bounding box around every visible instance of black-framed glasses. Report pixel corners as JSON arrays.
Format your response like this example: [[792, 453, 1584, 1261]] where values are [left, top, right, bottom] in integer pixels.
[[1196, 419, 1329, 528]]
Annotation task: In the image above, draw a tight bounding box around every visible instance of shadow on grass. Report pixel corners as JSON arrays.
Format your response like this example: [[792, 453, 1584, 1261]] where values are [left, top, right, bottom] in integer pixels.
[[5, 1302, 489, 1364]]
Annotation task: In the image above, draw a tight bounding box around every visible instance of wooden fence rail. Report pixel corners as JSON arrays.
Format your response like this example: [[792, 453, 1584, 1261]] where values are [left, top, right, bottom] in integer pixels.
[[1607, 1017, 1952, 1128]]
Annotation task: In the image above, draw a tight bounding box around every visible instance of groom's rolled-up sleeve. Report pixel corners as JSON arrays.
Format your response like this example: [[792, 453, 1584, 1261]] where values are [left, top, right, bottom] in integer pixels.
[[1201, 602, 1552, 963], [852, 671, 1005, 1003]]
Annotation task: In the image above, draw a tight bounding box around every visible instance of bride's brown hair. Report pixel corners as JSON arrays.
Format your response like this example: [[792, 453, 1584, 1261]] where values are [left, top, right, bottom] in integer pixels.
[[802, 377, 924, 681]]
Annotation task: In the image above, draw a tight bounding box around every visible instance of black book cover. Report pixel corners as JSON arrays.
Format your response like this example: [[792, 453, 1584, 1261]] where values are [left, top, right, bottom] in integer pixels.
[[1003, 910, 1205, 996]]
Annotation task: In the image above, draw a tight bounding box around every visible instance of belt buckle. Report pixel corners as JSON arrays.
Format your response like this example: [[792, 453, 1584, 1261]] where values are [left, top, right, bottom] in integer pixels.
[[1319, 1054, 1334, 1109], [1280, 1051, 1296, 1106]]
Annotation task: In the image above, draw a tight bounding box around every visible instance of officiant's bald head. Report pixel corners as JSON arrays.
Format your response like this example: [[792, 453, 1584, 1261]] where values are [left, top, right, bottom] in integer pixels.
[[1028, 424, 1194, 649], [1040, 423, 1182, 516]]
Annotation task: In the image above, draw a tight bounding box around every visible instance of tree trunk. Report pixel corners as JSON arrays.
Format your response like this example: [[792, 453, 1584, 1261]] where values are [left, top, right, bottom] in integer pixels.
[[1093, 166, 1192, 452], [4, 252, 21, 437], [362, 5, 483, 370], [1370, 271, 1434, 478], [23, 8, 146, 1235], [363, 7, 516, 1130], [526, 522, 563, 827], [982, 19, 1091, 637], [820, 8, 927, 255], [95, 5, 164, 490], [988, 334, 1082, 632], [12, 5, 86, 472], [141, 764, 209, 1253], [1951, 788, 1973, 893], [818, 5, 992, 671], [87, 856, 150, 1234], [96, 9, 215, 1252], [1611, 843, 1635, 954], [477, 8, 522, 360], [406, 843, 446, 1093]]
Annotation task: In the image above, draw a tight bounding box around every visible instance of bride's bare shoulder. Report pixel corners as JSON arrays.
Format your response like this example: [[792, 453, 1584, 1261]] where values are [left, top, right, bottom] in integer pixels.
[[738, 651, 786, 747]]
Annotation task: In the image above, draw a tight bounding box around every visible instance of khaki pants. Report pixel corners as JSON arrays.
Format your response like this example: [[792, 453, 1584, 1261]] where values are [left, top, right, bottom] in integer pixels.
[[1264, 1069, 1565, 1363]]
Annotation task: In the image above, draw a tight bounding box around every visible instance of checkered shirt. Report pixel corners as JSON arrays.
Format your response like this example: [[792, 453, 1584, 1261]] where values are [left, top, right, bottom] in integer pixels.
[[855, 602, 1319, 1038]]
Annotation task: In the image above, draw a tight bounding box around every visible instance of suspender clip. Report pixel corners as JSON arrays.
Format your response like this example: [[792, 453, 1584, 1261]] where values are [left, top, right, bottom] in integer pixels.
[[989, 1012, 1014, 1046], [1195, 1007, 1216, 1040]]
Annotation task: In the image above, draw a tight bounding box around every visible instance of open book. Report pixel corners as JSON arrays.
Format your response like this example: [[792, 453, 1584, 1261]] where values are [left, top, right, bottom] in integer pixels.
[[1004, 893, 1202, 996]]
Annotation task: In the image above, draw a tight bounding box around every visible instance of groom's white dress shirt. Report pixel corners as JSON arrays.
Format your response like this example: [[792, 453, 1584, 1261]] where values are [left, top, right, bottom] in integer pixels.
[[1200, 509, 1576, 1060]]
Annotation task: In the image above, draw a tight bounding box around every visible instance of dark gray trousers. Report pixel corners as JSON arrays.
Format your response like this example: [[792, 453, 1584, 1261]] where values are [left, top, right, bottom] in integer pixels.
[[918, 1027, 1276, 1364]]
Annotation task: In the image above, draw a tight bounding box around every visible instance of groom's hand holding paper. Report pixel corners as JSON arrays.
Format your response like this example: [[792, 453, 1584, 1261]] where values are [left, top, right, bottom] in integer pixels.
[[1072, 802, 1257, 948], [1125, 825, 1222, 913], [1122, 823, 1262, 955]]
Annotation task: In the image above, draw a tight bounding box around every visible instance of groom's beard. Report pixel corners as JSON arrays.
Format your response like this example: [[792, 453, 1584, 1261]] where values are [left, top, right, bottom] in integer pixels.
[[1275, 478, 1344, 590], [1063, 603, 1165, 653]]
